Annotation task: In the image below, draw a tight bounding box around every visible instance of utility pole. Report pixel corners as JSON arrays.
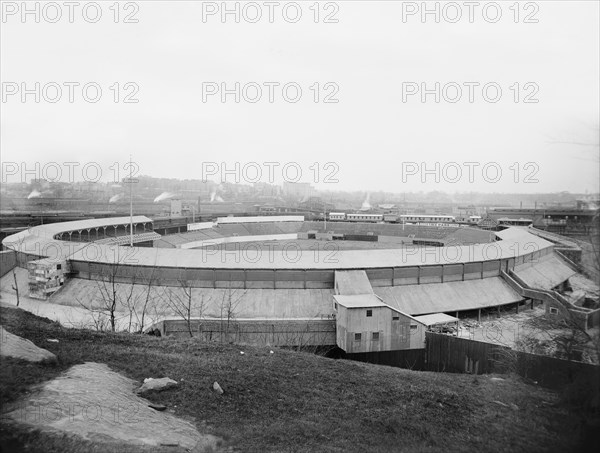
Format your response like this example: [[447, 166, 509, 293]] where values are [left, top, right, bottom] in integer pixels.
[[129, 155, 134, 246]]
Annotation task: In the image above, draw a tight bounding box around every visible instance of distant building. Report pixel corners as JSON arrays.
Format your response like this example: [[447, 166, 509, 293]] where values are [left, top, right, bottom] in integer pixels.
[[170, 199, 182, 217], [282, 181, 314, 200]]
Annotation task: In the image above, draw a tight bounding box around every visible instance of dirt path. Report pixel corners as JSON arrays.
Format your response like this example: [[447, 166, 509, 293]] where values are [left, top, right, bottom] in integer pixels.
[[2, 362, 218, 451]]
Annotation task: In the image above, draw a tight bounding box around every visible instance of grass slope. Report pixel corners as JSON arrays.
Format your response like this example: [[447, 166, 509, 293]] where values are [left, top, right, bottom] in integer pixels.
[[0, 305, 593, 453]]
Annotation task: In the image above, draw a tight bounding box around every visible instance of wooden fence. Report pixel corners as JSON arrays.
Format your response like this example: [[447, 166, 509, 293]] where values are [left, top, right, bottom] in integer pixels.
[[161, 318, 337, 348], [346, 332, 600, 390]]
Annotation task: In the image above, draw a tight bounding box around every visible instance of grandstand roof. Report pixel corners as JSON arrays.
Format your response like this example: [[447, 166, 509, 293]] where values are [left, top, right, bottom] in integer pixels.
[[512, 253, 576, 291], [64, 234, 548, 269], [374, 277, 523, 316], [3, 218, 555, 271], [2, 216, 153, 243]]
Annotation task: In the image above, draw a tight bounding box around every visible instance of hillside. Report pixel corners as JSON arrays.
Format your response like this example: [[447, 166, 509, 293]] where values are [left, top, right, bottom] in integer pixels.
[[0, 305, 594, 453]]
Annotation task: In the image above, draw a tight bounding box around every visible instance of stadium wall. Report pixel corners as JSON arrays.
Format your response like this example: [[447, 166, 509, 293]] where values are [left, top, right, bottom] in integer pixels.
[[0, 250, 17, 277], [67, 253, 552, 289], [3, 217, 555, 291]]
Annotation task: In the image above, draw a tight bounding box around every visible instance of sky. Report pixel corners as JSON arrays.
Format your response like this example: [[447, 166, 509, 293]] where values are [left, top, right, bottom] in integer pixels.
[[1, 0, 599, 194]]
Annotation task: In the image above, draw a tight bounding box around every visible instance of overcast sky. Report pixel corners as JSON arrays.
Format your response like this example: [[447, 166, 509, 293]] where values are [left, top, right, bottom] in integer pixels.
[[1, 1, 599, 194]]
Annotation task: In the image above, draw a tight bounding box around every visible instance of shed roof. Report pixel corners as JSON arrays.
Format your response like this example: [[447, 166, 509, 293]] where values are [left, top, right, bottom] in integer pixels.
[[413, 313, 459, 326], [333, 294, 386, 308], [335, 270, 374, 295]]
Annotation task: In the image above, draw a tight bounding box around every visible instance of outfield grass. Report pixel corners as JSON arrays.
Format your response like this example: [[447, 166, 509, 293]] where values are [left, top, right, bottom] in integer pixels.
[[0, 305, 594, 453]]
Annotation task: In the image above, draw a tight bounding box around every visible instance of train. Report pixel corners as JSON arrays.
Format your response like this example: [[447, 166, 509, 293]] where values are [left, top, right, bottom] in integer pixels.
[[327, 212, 482, 226]]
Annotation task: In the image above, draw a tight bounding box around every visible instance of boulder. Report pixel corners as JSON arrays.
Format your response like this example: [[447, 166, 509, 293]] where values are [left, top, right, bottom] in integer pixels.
[[149, 403, 167, 411], [136, 377, 178, 394], [212, 381, 224, 395], [0, 325, 57, 364]]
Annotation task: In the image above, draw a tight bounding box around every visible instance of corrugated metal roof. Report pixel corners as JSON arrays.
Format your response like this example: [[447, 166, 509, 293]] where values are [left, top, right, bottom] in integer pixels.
[[52, 280, 336, 319], [513, 253, 576, 291], [66, 231, 553, 269], [2, 216, 153, 243], [333, 294, 385, 308], [37, 216, 153, 236], [3, 222, 555, 271], [374, 277, 522, 316], [413, 313, 459, 326], [335, 270, 374, 295]]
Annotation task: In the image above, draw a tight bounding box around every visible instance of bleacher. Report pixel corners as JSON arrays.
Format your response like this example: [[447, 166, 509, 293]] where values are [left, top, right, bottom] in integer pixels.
[[242, 223, 285, 235], [156, 220, 491, 248], [201, 228, 228, 239], [214, 224, 251, 237], [94, 231, 162, 246], [269, 222, 304, 234], [444, 227, 495, 245]]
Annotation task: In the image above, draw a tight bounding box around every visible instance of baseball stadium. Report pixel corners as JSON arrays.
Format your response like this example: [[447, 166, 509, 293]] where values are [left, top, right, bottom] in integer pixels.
[[2, 214, 596, 354]]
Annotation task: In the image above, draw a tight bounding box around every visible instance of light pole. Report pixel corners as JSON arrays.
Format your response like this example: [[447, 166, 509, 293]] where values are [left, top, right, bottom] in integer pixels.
[[124, 155, 138, 247], [129, 155, 133, 246]]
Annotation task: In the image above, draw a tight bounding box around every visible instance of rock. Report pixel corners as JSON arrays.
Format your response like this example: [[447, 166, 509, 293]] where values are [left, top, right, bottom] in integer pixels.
[[0, 325, 57, 364], [269, 350, 274, 354], [136, 377, 178, 394], [149, 403, 167, 411], [3, 362, 215, 450], [240, 351, 245, 355], [213, 381, 224, 395]]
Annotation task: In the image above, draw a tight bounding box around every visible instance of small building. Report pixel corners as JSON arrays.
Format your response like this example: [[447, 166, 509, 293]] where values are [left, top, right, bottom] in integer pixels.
[[333, 269, 426, 353], [27, 258, 68, 300], [497, 217, 533, 228], [333, 294, 426, 353], [413, 313, 459, 334]]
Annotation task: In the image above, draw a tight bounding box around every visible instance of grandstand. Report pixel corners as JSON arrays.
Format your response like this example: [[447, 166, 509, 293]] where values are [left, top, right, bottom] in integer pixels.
[[155, 220, 491, 250], [3, 215, 596, 348]]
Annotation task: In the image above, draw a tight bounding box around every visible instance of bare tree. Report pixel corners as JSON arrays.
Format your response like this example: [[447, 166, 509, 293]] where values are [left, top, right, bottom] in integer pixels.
[[517, 308, 600, 365], [135, 267, 159, 333], [160, 276, 208, 337], [75, 253, 130, 332], [218, 282, 245, 343], [11, 269, 20, 307], [121, 275, 141, 333], [74, 295, 112, 331]]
